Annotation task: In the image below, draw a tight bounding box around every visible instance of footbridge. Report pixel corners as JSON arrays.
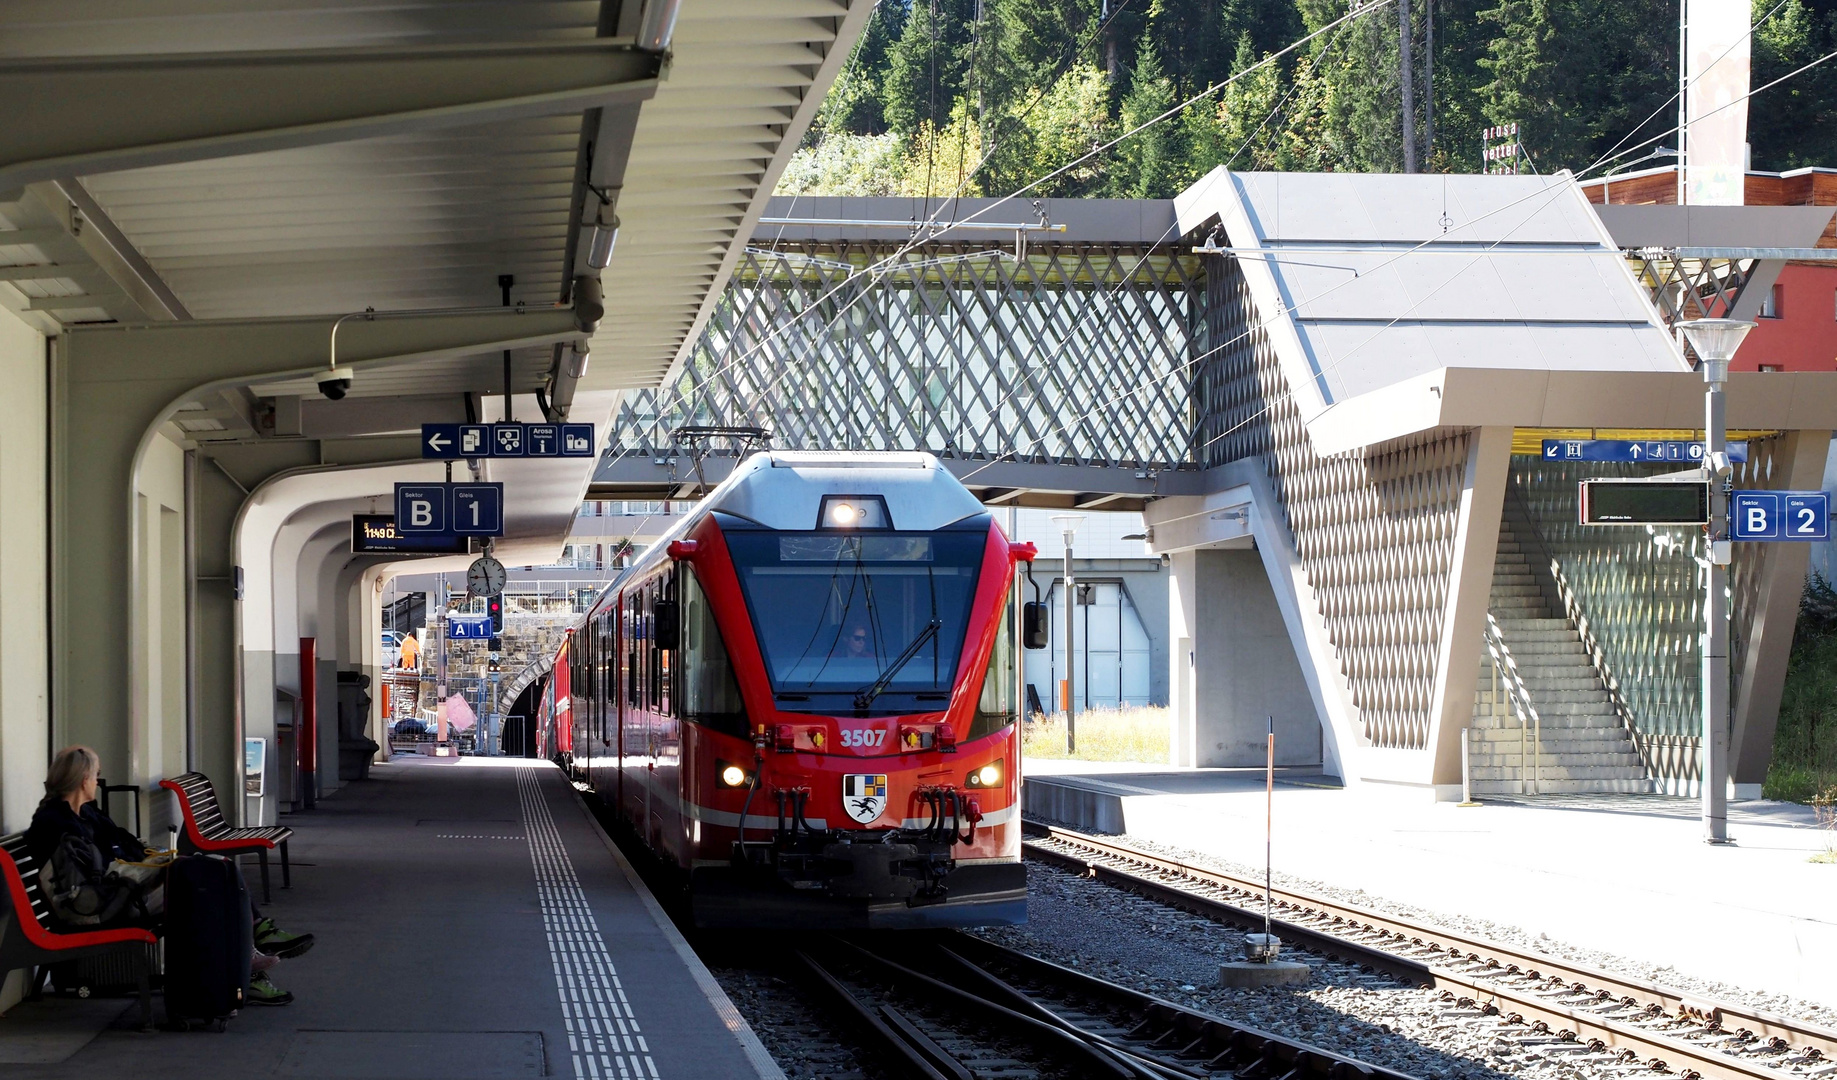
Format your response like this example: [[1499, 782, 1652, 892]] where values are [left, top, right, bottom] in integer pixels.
[[592, 180, 1837, 800]]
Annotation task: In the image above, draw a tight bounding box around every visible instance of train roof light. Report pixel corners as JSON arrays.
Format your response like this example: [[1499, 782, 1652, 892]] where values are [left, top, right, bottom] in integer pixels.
[[818, 494, 891, 530]]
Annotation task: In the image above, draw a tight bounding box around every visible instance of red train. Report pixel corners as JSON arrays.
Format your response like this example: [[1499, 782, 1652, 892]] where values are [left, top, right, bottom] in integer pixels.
[[534, 452, 1033, 928]]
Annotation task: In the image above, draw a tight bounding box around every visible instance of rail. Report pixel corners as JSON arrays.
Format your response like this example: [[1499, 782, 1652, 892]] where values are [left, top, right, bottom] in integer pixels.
[[1482, 612, 1542, 795], [1024, 822, 1837, 1080], [792, 931, 1414, 1080]]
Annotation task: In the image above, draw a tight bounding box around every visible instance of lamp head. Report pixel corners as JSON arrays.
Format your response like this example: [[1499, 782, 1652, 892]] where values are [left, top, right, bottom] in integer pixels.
[[1677, 318, 1754, 381]]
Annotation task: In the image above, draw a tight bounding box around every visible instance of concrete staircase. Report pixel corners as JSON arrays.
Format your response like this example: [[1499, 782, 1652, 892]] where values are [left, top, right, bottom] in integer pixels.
[[1469, 519, 1650, 795]]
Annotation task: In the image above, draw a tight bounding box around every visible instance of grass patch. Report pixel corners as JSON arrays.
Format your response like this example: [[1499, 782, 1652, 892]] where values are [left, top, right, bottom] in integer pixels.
[[1765, 574, 1837, 803], [1023, 706, 1170, 763]]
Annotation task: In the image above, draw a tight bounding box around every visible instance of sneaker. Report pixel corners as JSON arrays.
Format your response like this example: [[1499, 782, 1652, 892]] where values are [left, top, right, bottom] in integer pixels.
[[254, 918, 315, 959], [246, 974, 294, 1006]]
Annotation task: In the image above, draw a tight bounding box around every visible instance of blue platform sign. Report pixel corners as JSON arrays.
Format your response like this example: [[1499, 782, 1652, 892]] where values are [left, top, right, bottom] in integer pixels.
[[447, 614, 492, 639], [458, 424, 491, 458], [451, 483, 504, 536], [395, 484, 447, 533], [1541, 439, 1748, 464], [421, 424, 461, 459], [525, 424, 559, 457], [491, 423, 525, 457], [561, 423, 596, 457], [1732, 490, 1830, 541]]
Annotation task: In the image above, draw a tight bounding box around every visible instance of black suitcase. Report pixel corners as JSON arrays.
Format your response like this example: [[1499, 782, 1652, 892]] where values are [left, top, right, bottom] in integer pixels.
[[162, 854, 251, 1030]]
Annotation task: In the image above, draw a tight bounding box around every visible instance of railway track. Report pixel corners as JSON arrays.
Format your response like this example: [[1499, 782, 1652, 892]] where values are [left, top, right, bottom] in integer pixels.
[[1024, 821, 1837, 1080], [795, 930, 1416, 1079]]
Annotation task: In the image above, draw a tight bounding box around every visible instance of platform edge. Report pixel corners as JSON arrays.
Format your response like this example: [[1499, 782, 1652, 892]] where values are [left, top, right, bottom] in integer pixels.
[[554, 769, 789, 1080]]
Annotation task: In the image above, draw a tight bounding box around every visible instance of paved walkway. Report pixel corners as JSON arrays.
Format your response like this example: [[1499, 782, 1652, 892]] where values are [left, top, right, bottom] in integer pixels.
[[0, 756, 779, 1079], [1025, 758, 1837, 1009]]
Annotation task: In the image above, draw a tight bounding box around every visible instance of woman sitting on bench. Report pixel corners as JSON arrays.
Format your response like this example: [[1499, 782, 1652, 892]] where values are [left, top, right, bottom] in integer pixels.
[[23, 746, 314, 1006]]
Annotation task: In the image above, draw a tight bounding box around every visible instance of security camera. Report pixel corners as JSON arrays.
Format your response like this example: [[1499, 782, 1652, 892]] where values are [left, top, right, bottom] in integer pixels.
[[317, 365, 354, 400]]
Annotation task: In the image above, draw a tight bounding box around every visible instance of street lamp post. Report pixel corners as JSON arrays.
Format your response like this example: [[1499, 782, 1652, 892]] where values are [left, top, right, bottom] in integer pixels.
[[1050, 514, 1085, 753], [1677, 317, 1754, 845]]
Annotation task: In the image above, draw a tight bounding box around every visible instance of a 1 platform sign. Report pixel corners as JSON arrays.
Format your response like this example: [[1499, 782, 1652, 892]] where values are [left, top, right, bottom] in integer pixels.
[[395, 482, 505, 536], [1730, 490, 1831, 541], [422, 422, 595, 459]]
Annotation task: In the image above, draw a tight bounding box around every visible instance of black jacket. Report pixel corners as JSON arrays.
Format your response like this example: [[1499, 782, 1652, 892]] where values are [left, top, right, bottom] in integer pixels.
[[24, 799, 147, 869]]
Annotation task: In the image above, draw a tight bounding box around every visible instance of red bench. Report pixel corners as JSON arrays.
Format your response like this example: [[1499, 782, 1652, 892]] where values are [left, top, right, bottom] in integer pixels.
[[0, 833, 155, 1029], [160, 772, 291, 903]]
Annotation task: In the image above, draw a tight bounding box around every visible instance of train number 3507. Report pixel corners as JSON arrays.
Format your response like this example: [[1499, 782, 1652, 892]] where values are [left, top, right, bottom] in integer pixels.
[[838, 727, 886, 748]]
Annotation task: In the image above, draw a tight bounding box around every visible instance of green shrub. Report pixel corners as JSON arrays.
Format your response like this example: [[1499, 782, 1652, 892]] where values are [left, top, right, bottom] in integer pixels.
[[1767, 574, 1837, 803]]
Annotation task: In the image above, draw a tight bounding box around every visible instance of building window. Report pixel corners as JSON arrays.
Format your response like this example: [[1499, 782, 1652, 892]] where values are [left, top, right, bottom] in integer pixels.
[[1759, 363, 1784, 372], [1760, 284, 1783, 318]]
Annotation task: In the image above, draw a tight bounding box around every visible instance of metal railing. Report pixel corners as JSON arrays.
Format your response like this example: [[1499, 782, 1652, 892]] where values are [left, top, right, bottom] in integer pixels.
[[1483, 613, 1542, 795]]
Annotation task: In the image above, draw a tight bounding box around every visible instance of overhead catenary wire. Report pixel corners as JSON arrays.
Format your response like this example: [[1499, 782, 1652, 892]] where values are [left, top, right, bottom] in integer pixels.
[[670, 0, 1398, 427]]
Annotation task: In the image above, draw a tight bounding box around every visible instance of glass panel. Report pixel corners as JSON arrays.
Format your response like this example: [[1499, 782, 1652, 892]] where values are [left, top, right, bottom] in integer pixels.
[[970, 603, 1015, 741], [681, 566, 746, 736], [725, 528, 986, 713]]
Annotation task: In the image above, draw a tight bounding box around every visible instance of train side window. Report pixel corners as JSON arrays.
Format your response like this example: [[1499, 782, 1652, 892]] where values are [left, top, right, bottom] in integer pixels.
[[647, 585, 662, 711], [680, 566, 746, 736], [969, 607, 1017, 742]]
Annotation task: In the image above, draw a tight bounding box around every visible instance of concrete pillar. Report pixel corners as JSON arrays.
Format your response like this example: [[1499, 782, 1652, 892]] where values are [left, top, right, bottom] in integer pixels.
[[1424, 426, 1513, 796], [1731, 429, 1834, 795], [0, 308, 46, 836], [1169, 547, 1320, 768]]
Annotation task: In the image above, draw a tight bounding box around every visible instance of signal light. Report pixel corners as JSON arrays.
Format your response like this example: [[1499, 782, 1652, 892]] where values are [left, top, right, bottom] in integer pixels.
[[487, 594, 504, 635], [934, 723, 957, 753], [773, 724, 795, 753]]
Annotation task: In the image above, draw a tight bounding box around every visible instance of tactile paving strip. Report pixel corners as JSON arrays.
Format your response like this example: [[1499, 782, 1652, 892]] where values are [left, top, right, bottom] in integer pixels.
[[517, 767, 660, 1080]]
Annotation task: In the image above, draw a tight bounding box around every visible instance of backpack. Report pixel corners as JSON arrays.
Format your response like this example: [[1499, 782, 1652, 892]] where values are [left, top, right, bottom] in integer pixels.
[[42, 831, 147, 927]]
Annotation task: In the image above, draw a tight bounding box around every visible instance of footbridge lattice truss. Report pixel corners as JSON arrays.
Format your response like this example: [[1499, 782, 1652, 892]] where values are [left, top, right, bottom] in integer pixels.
[[599, 196, 1810, 793], [611, 239, 1202, 473]]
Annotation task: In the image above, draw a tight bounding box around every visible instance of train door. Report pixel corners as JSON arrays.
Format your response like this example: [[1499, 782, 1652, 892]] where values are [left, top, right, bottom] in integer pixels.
[[612, 599, 624, 810]]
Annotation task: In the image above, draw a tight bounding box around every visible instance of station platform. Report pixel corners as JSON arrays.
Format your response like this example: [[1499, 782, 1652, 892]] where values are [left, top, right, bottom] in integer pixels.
[[0, 756, 780, 1080], [1023, 759, 1837, 1011]]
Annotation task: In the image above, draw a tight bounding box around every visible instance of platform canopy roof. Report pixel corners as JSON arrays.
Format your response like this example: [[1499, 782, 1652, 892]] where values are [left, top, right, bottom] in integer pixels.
[[2, 0, 869, 558]]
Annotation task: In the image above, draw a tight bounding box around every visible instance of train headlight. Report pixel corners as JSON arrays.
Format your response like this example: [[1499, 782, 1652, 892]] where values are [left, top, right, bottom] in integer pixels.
[[718, 763, 750, 788], [966, 760, 1004, 788], [831, 502, 859, 525]]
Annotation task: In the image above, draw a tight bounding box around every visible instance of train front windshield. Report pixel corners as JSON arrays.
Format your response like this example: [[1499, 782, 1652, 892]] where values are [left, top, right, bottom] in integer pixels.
[[725, 528, 986, 714]]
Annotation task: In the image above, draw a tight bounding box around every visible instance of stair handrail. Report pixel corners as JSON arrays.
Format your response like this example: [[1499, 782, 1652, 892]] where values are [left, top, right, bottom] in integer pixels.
[[1504, 483, 1650, 778], [1483, 613, 1542, 795]]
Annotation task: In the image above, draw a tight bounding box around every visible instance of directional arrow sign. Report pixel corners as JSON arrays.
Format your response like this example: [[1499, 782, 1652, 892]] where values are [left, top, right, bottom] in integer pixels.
[[422, 424, 461, 459]]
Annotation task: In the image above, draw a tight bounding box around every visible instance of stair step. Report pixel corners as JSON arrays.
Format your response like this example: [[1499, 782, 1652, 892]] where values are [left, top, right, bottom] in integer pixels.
[[1471, 764, 1648, 781], [1470, 752, 1643, 768], [1471, 778, 1654, 795]]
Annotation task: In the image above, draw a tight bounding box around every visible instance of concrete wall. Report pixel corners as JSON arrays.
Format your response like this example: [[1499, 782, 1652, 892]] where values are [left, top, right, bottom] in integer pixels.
[[0, 308, 46, 837], [1169, 547, 1320, 769]]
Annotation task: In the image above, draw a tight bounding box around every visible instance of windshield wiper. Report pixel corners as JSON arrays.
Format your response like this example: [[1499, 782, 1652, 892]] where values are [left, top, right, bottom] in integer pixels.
[[853, 619, 943, 710]]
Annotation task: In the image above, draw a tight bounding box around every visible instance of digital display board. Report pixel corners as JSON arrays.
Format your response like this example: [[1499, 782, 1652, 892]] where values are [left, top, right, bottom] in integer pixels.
[[352, 514, 472, 554], [1578, 481, 1710, 525]]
